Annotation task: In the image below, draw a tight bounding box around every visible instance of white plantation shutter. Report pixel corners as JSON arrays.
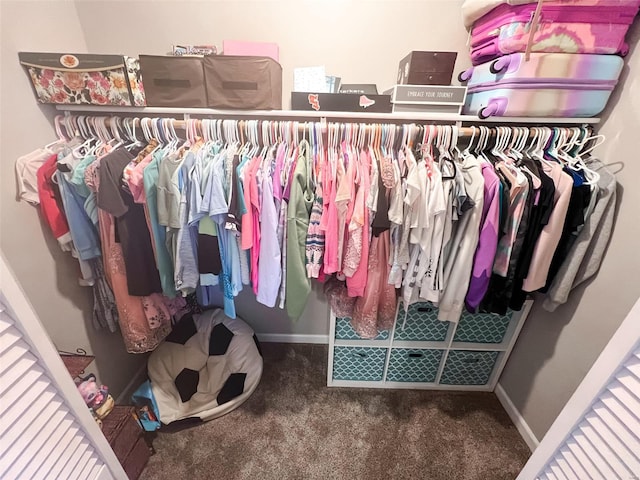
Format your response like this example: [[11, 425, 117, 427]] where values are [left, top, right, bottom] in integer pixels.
[[0, 255, 126, 480], [518, 299, 640, 480]]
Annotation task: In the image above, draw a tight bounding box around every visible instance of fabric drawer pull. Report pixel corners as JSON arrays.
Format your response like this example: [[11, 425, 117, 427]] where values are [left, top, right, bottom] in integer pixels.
[[222, 81, 258, 91], [154, 78, 192, 88], [463, 358, 480, 363], [408, 353, 424, 358], [417, 307, 432, 312], [353, 352, 368, 358]]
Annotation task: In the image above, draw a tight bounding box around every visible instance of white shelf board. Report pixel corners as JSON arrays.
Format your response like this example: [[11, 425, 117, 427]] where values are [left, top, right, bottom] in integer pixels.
[[333, 339, 389, 348], [54, 104, 600, 124]]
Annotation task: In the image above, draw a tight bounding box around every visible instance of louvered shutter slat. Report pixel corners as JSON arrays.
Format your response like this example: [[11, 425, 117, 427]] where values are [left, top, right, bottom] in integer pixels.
[[549, 461, 568, 480], [566, 439, 604, 480], [585, 411, 640, 474], [558, 448, 588, 480], [554, 457, 578, 480]]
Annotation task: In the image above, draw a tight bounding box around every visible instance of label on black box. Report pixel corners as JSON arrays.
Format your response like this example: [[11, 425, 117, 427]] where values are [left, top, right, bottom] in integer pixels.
[[388, 85, 467, 105]]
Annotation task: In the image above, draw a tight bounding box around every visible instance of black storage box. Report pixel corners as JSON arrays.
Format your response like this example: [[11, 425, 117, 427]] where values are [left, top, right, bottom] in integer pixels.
[[291, 92, 392, 113], [397, 51, 458, 85]]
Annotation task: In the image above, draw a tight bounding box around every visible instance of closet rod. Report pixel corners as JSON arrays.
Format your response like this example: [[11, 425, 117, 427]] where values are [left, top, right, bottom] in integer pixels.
[[60, 114, 590, 139]]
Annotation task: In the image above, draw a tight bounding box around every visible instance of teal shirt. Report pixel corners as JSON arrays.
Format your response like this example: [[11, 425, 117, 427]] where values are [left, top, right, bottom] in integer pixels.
[[144, 150, 177, 297]]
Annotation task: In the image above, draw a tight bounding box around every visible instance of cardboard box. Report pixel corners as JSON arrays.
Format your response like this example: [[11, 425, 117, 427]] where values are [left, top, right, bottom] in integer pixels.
[[19, 52, 144, 106], [397, 51, 458, 85], [291, 92, 392, 113]]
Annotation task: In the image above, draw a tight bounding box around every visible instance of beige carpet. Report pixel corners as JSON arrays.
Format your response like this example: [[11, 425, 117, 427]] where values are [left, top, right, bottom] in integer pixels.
[[140, 343, 530, 480]]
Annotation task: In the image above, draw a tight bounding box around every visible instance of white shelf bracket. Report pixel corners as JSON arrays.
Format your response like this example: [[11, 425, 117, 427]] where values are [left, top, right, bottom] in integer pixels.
[[183, 113, 190, 123]]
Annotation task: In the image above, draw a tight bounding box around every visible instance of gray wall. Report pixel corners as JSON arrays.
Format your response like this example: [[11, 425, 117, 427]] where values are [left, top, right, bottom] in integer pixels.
[[499, 21, 640, 441], [0, 0, 146, 396]]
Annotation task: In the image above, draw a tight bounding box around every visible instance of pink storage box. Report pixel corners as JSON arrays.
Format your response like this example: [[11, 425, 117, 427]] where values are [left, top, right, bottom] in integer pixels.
[[222, 41, 279, 62]]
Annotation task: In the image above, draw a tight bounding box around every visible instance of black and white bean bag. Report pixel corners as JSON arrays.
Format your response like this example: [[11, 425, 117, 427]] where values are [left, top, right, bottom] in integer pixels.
[[148, 309, 263, 425]]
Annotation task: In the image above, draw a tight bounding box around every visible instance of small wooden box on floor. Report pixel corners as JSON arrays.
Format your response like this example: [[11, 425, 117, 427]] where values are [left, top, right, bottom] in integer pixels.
[[327, 300, 533, 390], [101, 406, 150, 480]]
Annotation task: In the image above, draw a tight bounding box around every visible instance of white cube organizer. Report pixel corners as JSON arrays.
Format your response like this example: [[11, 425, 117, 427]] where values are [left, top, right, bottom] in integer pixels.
[[327, 299, 533, 391]]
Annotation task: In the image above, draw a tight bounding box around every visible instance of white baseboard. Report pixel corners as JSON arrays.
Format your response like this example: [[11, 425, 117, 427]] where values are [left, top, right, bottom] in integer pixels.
[[116, 363, 148, 404], [256, 333, 329, 344], [495, 382, 539, 452]]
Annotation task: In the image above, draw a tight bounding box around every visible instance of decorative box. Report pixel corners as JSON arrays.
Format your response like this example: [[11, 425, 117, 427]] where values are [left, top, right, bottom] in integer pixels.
[[383, 84, 467, 114], [203, 55, 282, 110], [397, 51, 458, 86], [139, 55, 208, 108], [19, 52, 144, 106], [291, 92, 393, 113]]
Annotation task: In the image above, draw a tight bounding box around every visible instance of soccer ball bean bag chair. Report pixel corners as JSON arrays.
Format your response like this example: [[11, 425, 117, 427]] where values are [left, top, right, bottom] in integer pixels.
[[147, 308, 263, 426]]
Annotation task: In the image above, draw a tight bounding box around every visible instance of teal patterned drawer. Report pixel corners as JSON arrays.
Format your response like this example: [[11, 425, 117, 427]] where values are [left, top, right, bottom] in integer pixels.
[[440, 350, 499, 386], [394, 302, 450, 342], [454, 311, 512, 344], [386, 349, 443, 383], [335, 317, 390, 341], [332, 347, 387, 382]]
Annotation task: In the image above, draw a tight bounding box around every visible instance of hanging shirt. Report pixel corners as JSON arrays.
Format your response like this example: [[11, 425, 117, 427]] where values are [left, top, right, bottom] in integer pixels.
[[345, 149, 372, 297], [285, 141, 314, 319], [465, 161, 501, 312], [522, 162, 573, 292], [97, 147, 162, 297], [438, 154, 484, 323], [143, 151, 178, 298], [37, 153, 73, 250], [256, 157, 281, 307]]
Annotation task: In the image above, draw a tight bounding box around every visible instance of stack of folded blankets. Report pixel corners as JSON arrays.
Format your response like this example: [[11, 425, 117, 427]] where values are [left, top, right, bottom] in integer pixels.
[[459, 0, 640, 118]]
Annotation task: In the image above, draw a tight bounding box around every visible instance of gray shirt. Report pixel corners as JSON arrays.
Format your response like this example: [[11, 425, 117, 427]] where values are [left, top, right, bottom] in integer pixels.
[[542, 159, 617, 312]]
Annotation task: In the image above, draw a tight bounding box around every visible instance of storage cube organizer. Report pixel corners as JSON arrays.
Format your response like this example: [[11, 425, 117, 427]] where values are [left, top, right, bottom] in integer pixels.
[[328, 300, 533, 391], [386, 349, 443, 383]]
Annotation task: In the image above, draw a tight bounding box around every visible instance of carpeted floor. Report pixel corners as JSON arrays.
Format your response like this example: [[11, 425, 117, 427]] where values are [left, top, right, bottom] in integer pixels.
[[140, 343, 530, 480]]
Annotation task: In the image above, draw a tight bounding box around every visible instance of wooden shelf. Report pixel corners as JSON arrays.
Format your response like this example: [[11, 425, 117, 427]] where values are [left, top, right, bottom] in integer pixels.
[[54, 104, 600, 125]]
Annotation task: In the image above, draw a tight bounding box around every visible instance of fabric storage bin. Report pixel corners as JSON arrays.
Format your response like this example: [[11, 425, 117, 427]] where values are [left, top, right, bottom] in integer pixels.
[[19, 52, 142, 106], [394, 302, 450, 342], [334, 317, 389, 341], [139, 55, 207, 107], [332, 347, 387, 382], [454, 311, 512, 344], [440, 350, 499, 385], [203, 55, 282, 110], [385, 349, 443, 383]]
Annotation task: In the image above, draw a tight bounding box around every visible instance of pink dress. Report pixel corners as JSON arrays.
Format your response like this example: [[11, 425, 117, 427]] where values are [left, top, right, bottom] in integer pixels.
[[351, 230, 397, 339], [344, 149, 371, 297], [86, 159, 171, 353]]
